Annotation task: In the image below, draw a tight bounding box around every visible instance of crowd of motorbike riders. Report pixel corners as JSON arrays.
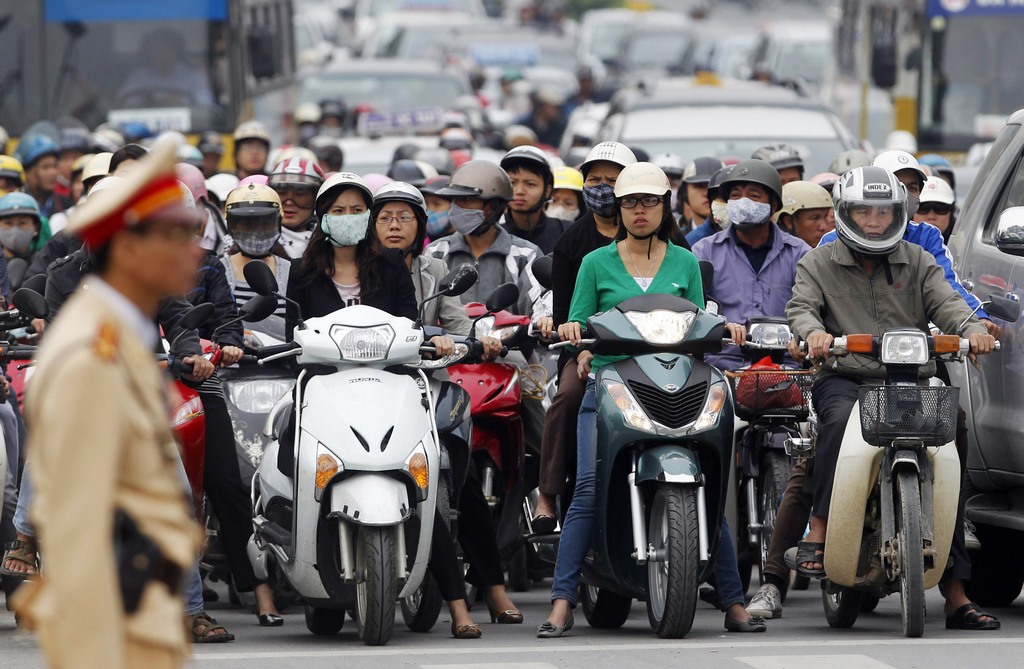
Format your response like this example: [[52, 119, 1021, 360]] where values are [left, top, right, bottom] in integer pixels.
[[0, 104, 1005, 643]]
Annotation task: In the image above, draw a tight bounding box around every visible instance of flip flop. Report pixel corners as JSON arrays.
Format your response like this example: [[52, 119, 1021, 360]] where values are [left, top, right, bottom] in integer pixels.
[[795, 540, 826, 579], [945, 602, 1001, 630], [1, 540, 39, 578]]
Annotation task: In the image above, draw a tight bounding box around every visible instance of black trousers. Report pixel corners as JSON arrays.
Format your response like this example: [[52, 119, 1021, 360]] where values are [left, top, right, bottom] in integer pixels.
[[428, 507, 468, 602], [459, 465, 506, 588], [197, 387, 261, 592]]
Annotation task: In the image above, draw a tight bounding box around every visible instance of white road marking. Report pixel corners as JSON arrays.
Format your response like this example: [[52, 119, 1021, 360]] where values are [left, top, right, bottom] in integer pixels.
[[738, 655, 898, 669], [423, 664, 559, 669], [191, 636, 1024, 661]]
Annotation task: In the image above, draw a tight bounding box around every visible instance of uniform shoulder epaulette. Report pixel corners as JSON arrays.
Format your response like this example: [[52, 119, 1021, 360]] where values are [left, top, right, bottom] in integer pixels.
[[93, 321, 120, 362]]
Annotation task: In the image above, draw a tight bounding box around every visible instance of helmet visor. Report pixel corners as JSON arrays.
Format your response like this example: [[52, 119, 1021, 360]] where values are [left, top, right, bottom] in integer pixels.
[[270, 183, 316, 208], [838, 201, 906, 250]]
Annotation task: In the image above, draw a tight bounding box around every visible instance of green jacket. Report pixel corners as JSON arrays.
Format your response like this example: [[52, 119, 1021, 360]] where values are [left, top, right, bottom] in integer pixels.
[[786, 240, 986, 380]]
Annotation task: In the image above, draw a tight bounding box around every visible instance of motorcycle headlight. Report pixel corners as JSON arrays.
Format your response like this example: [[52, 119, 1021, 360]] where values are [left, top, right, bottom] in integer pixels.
[[226, 378, 295, 414], [475, 315, 521, 342], [602, 380, 656, 433], [329, 324, 395, 361], [405, 442, 430, 500], [880, 331, 928, 365], [623, 309, 695, 345], [748, 322, 792, 349], [690, 383, 727, 432], [407, 343, 470, 370], [314, 443, 344, 501]]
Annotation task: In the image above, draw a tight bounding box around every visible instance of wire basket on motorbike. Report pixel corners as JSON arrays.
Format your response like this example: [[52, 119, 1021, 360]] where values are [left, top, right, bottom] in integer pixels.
[[857, 385, 959, 447]]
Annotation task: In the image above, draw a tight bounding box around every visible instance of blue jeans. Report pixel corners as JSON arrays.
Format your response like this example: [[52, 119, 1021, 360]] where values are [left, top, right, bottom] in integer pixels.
[[12, 460, 31, 536], [550, 379, 747, 609]]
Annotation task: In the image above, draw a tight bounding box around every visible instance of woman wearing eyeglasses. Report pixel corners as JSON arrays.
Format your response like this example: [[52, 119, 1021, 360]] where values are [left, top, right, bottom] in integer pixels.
[[914, 176, 956, 243], [536, 163, 758, 638]]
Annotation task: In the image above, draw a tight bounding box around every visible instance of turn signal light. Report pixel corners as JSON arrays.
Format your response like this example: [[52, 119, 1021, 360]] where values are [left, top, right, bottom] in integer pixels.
[[315, 452, 340, 498], [845, 334, 874, 354], [933, 335, 961, 354], [407, 452, 429, 491]]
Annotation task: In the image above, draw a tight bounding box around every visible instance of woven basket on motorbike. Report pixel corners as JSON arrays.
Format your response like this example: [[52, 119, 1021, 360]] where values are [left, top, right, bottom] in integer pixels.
[[857, 385, 959, 447], [725, 369, 815, 421]]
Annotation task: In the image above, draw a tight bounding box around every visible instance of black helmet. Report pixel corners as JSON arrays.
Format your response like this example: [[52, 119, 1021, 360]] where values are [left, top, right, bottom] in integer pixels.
[[682, 156, 724, 185], [420, 175, 449, 196], [392, 142, 422, 164], [718, 159, 783, 211], [751, 143, 804, 174], [706, 165, 735, 202], [387, 159, 440, 188]]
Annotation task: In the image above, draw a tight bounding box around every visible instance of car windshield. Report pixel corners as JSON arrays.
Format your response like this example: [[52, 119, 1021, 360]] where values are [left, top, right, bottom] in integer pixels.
[[771, 41, 829, 84], [301, 72, 468, 113], [588, 21, 626, 62], [625, 31, 694, 70], [366, 0, 480, 17]]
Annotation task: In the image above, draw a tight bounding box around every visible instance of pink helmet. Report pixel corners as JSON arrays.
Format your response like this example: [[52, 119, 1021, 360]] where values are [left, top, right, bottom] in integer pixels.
[[239, 174, 269, 187], [361, 172, 393, 193], [175, 162, 209, 203]]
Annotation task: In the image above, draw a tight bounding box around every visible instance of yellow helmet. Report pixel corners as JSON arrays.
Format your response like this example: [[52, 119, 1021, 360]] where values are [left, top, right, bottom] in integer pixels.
[[0, 155, 25, 185], [226, 182, 281, 211], [552, 165, 583, 192], [776, 180, 834, 221]]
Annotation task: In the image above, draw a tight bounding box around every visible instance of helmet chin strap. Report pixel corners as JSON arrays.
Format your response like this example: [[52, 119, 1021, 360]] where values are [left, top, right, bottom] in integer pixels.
[[627, 227, 659, 258]]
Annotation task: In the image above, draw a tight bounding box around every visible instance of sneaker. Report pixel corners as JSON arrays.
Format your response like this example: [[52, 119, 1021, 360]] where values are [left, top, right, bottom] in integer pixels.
[[746, 583, 783, 619], [964, 520, 981, 551]]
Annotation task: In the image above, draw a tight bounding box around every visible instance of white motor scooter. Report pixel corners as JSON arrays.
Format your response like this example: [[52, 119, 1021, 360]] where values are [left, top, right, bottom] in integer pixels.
[[244, 262, 480, 645]]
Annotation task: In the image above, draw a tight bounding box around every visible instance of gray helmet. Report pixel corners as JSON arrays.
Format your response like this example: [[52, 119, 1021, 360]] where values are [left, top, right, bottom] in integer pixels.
[[500, 145, 554, 187], [683, 156, 725, 185], [751, 143, 804, 173], [834, 166, 908, 257], [718, 159, 783, 210], [435, 160, 514, 202], [829, 149, 873, 176]]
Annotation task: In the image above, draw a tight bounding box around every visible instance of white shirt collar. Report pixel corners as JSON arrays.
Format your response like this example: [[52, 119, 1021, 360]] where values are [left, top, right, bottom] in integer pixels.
[[85, 277, 160, 351]]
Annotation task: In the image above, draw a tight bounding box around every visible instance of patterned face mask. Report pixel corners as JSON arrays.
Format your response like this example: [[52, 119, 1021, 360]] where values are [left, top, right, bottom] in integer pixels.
[[321, 211, 370, 247], [726, 197, 772, 229], [583, 183, 616, 218], [426, 209, 450, 238]]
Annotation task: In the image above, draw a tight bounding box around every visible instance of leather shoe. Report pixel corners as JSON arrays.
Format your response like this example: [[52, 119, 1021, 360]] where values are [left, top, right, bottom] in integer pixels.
[[258, 613, 284, 627], [536, 613, 574, 638], [725, 615, 767, 633], [531, 515, 558, 535]]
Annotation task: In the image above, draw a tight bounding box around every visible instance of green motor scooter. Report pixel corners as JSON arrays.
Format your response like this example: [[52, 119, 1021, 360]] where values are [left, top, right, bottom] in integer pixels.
[[554, 293, 734, 638]]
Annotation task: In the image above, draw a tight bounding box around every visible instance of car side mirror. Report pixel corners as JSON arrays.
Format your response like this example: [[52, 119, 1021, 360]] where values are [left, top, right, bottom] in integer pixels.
[[485, 283, 520, 313], [995, 207, 1024, 257], [439, 263, 478, 297], [241, 294, 279, 323], [179, 303, 215, 331], [531, 255, 553, 291], [987, 294, 1021, 323], [243, 260, 280, 296], [12, 288, 47, 319]]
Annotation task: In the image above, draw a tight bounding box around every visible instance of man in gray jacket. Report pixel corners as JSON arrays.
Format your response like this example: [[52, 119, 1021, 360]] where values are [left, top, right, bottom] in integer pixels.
[[785, 166, 998, 629]]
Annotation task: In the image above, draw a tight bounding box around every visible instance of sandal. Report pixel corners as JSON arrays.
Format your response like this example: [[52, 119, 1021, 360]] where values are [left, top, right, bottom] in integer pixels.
[[795, 540, 826, 579], [190, 612, 236, 643], [1, 539, 39, 578], [945, 602, 1001, 630]]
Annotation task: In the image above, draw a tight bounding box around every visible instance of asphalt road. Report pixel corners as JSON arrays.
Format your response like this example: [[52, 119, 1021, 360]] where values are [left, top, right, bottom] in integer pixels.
[[4, 577, 1023, 668]]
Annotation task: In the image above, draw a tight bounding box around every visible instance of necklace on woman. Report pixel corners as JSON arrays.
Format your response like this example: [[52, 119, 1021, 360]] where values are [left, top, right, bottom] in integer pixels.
[[626, 245, 660, 289]]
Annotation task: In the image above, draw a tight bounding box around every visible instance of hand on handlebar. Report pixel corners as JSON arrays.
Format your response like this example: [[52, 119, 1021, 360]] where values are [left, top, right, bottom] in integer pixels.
[[558, 321, 584, 346], [968, 332, 997, 362], [480, 336, 503, 360], [787, 338, 807, 363], [534, 316, 554, 338], [219, 345, 244, 366], [182, 355, 215, 381], [429, 335, 456, 358], [31, 318, 46, 336], [806, 331, 834, 360], [724, 323, 746, 347]]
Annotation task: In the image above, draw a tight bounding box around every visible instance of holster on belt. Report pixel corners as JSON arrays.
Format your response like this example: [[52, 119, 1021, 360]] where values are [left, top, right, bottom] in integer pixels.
[[113, 509, 184, 614]]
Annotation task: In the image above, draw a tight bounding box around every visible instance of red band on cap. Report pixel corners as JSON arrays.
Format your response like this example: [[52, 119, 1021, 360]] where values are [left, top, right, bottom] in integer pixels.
[[78, 175, 185, 248]]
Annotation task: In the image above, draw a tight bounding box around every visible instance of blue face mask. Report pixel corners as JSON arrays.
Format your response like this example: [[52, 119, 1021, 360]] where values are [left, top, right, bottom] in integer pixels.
[[426, 209, 451, 238], [321, 211, 370, 247]]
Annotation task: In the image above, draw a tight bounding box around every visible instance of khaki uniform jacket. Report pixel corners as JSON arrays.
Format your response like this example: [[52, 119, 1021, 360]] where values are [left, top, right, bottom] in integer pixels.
[[14, 285, 201, 668], [786, 240, 987, 380]]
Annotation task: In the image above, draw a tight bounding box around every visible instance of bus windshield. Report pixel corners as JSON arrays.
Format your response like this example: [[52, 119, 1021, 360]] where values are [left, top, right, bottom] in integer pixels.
[[918, 13, 1024, 147]]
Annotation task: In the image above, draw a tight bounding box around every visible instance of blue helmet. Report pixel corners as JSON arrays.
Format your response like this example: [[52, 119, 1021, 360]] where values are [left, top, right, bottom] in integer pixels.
[[13, 134, 59, 168], [0, 192, 42, 221], [917, 153, 951, 169]]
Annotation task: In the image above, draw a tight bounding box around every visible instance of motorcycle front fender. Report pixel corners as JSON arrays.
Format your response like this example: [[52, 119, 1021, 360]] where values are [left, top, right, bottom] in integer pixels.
[[635, 444, 701, 485], [328, 474, 412, 526]]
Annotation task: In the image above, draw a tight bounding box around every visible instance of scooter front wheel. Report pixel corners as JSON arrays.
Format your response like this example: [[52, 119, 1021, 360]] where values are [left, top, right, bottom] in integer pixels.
[[355, 525, 398, 646], [645, 485, 699, 638], [896, 470, 925, 638], [822, 579, 863, 628]]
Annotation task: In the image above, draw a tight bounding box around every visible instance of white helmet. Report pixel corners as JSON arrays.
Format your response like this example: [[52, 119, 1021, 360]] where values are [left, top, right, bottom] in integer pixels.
[[206, 173, 240, 204], [580, 142, 637, 176], [834, 166, 908, 256], [373, 180, 428, 222], [884, 129, 918, 154], [920, 176, 955, 206], [650, 152, 686, 179], [873, 150, 928, 186], [315, 172, 373, 215], [613, 162, 671, 199]]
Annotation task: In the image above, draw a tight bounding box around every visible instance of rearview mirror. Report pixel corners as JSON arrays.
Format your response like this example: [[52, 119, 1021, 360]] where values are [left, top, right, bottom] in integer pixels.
[[485, 282, 520, 313], [241, 294, 279, 323], [22, 272, 48, 296], [986, 294, 1021, 323], [995, 207, 1024, 257], [6, 258, 27, 292], [179, 303, 215, 331], [243, 261, 280, 296], [531, 255, 553, 291], [440, 263, 478, 297], [12, 288, 47, 319]]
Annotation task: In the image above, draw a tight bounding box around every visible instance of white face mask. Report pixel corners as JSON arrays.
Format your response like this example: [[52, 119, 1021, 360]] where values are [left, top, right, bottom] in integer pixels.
[[321, 211, 370, 247], [711, 200, 731, 230], [546, 204, 580, 222]]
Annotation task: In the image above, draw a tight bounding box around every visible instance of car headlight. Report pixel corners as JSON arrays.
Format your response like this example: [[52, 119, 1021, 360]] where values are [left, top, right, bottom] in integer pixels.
[[405, 442, 430, 500], [602, 380, 656, 433], [226, 378, 295, 414], [407, 343, 470, 369], [748, 322, 792, 349], [880, 331, 928, 365], [690, 383, 727, 432], [329, 324, 395, 361], [623, 309, 695, 344], [475, 315, 521, 342], [314, 443, 344, 501]]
